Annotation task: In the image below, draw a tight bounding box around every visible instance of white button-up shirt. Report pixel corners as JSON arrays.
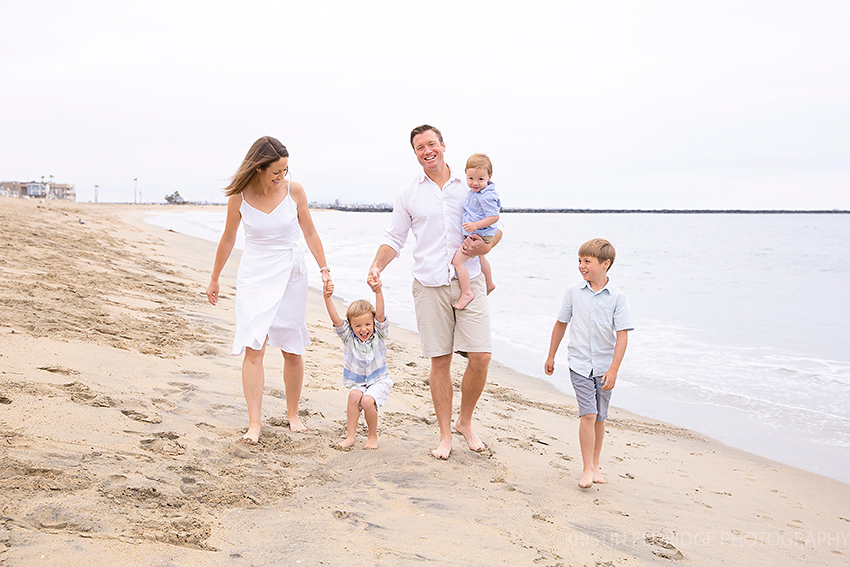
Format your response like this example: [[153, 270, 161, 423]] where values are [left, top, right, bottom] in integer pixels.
[[382, 169, 480, 287], [557, 280, 634, 378]]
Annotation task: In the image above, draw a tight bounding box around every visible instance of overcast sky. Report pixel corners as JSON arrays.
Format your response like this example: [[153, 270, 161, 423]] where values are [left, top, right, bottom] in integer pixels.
[[2, 1, 848, 209]]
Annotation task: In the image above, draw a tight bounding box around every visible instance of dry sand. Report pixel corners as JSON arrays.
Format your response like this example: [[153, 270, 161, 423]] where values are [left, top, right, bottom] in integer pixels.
[[1, 197, 848, 566]]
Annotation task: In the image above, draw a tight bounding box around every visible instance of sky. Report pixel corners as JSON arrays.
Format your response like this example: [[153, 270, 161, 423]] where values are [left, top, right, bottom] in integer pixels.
[[1, 0, 849, 209]]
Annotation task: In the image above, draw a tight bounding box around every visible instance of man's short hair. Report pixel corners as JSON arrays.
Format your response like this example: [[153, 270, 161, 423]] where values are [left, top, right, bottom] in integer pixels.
[[410, 124, 443, 148], [578, 238, 616, 270], [465, 153, 493, 176], [346, 299, 375, 322]]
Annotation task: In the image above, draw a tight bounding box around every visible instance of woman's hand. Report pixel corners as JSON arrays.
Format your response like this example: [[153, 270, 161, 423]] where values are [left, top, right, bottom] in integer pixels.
[[206, 280, 220, 306]]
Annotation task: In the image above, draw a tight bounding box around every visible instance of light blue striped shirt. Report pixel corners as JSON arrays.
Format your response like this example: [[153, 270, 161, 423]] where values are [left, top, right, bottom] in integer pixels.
[[557, 280, 634, 378], [333, 317, 390, 387]]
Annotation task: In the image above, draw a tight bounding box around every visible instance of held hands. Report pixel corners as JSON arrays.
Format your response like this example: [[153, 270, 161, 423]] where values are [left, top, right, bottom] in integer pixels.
[[206, 281, 220, 306], [323, 280, 334, 299], [367, 267, 382, 293]]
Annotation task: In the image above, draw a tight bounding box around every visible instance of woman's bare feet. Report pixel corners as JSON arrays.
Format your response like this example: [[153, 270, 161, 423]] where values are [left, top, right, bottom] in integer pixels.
[[288, 415, 307, 432], [592, 469, 606, 484], [453, 291, 475, 311], [431, 439, 452, 459], [242, 425, 261, 445], [454, 420, 485, 452], [579, 470, 594, 489], [338, 437, 355, 449]]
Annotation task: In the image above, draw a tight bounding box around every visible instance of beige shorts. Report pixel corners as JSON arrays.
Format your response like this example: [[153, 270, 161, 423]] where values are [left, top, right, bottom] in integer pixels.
[[412, 273, 491, 358]]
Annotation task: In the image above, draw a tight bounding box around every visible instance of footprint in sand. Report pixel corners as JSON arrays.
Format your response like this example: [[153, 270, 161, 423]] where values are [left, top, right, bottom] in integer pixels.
[[121, 409, 163, 424]]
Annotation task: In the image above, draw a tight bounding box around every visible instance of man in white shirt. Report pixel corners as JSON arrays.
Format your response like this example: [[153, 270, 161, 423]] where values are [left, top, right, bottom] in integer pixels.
[[368, 124, 501, 459]]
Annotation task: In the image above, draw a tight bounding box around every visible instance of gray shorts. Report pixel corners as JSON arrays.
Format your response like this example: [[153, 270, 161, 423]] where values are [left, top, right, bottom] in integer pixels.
[[569, 369, 611, 421], [411, 274, 491, 358]]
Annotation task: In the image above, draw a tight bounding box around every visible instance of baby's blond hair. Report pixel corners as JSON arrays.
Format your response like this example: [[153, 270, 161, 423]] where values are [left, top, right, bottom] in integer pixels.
[[465, 153, 493, 176]]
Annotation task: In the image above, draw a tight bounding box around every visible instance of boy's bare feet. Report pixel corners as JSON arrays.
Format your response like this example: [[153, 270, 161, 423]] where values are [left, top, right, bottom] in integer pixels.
[[288, 415, 307, 432], [431, 439, 452, 459], [453, 291, 475, 311], [364, 437, 378, 450], [579, 471, 594, 489], [338, 437, 355, 449], [454, 419, 485, 452]]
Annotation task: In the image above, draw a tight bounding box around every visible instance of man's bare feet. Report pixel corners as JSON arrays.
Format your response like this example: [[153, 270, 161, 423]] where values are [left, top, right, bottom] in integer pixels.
[[363, 437, 378, 450], [454, 420, 485, 452], [579, 471, 594, 489], [338, 437, 355, 449], [288, 415, 307, 432], [242, 425, 261, 445], [452, 291, 475, 311], [431, 439, 452, 459]]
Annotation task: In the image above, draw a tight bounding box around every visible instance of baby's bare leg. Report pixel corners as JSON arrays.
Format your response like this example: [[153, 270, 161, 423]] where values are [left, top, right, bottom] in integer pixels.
[[361, 395, 379, 449], [452, 247, 476, 310], [339, 389, 362, 448], [479, 255, 495, 294]]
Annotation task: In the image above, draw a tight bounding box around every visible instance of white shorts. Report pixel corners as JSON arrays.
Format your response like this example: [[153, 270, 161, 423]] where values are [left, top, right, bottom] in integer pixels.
[[350, 378, 393, 409]]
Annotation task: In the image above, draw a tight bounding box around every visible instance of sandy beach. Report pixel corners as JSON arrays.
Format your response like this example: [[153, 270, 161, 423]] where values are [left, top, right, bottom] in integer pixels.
[[1, 197, 848, 566]]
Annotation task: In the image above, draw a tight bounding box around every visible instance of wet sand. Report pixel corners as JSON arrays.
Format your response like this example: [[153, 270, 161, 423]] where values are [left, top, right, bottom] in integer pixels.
[[1, 197, 848, 566]]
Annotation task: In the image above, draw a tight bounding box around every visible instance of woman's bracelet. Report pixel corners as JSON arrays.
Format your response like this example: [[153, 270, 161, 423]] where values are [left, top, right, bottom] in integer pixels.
[[319, 266, 330, 273]]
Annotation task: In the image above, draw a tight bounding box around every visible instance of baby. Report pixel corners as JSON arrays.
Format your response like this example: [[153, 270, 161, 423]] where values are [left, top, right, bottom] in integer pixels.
[[452, 153, 501, 310], [323, 280, 393, 449]]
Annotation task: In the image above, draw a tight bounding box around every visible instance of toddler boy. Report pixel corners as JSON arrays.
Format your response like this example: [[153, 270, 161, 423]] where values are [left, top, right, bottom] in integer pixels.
[[324, 280, 393, 449]]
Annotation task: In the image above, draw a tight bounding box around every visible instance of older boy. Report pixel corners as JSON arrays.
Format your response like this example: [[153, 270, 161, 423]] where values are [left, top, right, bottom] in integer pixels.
[[544, 238, 634, 489]]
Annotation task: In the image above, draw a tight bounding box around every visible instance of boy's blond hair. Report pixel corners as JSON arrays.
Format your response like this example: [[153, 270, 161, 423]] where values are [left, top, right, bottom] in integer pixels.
[[346, 299, 375, 321], [465, 153, 493, 176], [579, 238, 616, 270]]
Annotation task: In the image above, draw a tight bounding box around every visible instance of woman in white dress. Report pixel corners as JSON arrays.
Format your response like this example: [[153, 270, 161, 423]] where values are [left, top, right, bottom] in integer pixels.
[[206, 136, 332, 444]]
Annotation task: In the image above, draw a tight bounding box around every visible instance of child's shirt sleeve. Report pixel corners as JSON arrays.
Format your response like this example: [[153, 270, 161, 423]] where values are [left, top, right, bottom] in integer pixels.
[[556, 287, 573, 324], [333, 320, 353, 344], [480, 187, 501, 218], [374, 317, 390, 340], [613, 294, 635, 332]]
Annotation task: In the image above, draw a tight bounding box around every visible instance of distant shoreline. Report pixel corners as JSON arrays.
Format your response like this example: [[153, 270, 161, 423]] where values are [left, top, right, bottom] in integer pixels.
[[307, 204, 848, 214]]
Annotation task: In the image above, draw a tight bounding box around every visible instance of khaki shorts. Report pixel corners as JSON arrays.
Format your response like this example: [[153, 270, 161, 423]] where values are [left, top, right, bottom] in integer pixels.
[[412, 273, 491, 358]]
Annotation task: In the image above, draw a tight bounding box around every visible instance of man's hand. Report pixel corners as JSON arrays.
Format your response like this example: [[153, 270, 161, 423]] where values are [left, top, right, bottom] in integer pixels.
[[367, 266, 382, 290]]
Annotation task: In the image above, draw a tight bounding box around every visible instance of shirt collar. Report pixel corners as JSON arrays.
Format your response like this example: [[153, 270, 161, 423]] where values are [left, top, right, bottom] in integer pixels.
[[581, 279, 611, 295], [417, 165, 462, 185]]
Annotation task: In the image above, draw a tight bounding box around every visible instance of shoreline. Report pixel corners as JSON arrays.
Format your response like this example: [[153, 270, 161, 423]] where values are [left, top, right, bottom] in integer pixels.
[[2, 198, 849, 565]]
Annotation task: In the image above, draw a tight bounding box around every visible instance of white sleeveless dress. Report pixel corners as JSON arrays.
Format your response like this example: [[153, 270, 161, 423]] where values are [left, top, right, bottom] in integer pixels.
[[231, 184, 311, 356]]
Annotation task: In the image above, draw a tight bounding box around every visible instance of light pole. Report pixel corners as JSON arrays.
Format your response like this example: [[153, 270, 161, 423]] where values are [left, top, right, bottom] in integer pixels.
[[94, 185, 99, 203], [134, 178, 138, 204]]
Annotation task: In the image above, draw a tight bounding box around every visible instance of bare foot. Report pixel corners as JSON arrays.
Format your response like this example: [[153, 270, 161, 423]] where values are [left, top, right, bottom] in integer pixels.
[[431, 439, 452, 460], [592, 469, 606, 484], [452, 291, 475, 311], [338, 437, 355, 449], [454, 420, 485, 452], [288, 415, 307, 432], [242, 425, 261, 445], [579, 471, 594, 489], [486, 282, 496, 295], [363, 437, 378, 450]]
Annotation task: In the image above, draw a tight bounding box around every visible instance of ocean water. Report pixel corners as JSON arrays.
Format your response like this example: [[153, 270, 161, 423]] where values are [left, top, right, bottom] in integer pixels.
[[146, 210, 850, 484]]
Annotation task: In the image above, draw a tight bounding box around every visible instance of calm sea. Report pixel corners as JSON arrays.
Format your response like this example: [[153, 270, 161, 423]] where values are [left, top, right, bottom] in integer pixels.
[[147, 210, 850, 484]]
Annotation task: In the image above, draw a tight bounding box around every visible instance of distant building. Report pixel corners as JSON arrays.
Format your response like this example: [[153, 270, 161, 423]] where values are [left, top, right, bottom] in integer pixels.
[[0, 181, 76, 201]]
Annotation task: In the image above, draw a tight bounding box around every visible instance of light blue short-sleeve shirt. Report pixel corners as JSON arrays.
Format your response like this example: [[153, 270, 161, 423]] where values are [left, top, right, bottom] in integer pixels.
[[557, 280, 634, 378]]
